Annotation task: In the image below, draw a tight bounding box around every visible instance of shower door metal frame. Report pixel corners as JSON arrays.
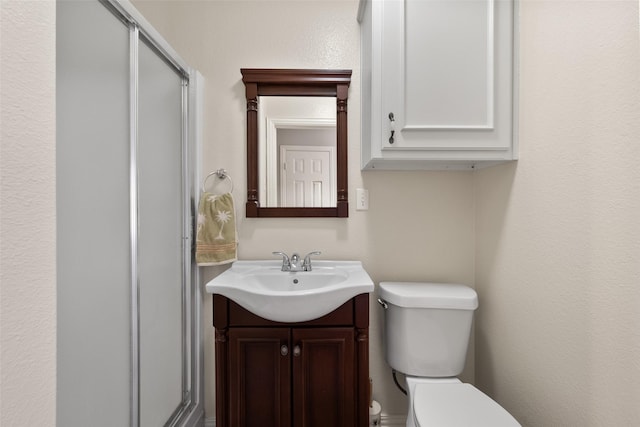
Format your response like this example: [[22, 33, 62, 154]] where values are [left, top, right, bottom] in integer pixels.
[[99, 1, 203, 426]]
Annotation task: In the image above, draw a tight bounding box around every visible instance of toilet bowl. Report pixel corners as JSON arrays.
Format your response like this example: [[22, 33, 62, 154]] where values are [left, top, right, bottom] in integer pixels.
[[378, 282, 521, 427], [406, 377, 520, 427]]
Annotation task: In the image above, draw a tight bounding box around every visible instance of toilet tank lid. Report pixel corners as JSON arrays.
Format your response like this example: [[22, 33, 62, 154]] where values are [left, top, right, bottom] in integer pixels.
[[379, 282, 478, 310]]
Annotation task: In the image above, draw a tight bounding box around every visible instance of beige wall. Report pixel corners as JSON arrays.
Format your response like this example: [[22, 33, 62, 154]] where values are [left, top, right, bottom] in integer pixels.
[[475, 1, 640, 426], [0, 1, 57, 425], [133, 0, 476, 419], [3, 0, 631, 425]]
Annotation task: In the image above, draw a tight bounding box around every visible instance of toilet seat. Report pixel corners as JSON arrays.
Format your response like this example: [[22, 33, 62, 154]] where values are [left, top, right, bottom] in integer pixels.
[[413, 383, 521, 427]]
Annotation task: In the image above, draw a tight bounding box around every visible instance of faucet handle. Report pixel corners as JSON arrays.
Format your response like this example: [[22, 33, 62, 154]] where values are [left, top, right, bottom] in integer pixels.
[[272, 251, 291, 271], [303, 251, 321, 271], [272, 251, 289, 260]]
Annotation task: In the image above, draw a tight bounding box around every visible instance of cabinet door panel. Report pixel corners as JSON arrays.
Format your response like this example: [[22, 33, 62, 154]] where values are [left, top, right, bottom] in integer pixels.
[[405, 0, 492, 129], [229, 328, 291, 427], [383, 0, 514, 149], [360, 0, 517, 169], [292, 328, 355, 427]]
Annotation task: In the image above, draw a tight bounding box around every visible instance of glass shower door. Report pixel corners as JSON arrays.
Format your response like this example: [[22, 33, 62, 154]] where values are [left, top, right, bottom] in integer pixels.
[[137, 38, 186, 427], [57, 1, 199, 426], [57, 1, 131, 425]]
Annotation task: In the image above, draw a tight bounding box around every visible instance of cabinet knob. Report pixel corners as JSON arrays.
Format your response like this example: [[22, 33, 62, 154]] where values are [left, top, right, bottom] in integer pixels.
[[280, 345, 288, 356], [293, 345, 301, 357]]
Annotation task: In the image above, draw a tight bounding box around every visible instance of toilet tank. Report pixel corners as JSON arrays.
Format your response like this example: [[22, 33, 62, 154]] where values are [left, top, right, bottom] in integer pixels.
[[378, 282, 478, 377]]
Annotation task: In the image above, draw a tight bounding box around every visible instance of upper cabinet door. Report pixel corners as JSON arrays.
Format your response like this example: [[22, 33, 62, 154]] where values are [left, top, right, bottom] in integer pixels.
[[359, 0, 518, 170]]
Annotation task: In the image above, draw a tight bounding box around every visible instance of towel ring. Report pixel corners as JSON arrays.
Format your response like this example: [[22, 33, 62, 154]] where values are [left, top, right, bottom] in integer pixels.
[[202, 169, 233, 194]]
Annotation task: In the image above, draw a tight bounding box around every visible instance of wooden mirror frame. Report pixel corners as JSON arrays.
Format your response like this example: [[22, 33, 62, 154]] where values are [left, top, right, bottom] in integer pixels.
[[241, 69, 352, 218]]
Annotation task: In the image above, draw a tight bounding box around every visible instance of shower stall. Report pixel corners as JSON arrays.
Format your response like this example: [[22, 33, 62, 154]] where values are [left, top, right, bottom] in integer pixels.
[[56, 0, 203, 425]]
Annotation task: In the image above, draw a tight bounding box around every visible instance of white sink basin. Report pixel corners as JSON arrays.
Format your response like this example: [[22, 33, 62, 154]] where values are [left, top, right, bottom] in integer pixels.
[[205, 260, 374, 322]]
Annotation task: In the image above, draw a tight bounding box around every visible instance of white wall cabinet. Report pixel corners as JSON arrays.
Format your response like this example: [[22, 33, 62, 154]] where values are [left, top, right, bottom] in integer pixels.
[[358, 0, 518, 170]]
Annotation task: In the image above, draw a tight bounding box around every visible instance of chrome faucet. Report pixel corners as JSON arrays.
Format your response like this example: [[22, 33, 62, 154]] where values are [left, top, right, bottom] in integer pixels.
[[303, 251, 321, 271], [272, 251, 291, 271], [290, 253, 302, 271], [272, 251, 321, 272]]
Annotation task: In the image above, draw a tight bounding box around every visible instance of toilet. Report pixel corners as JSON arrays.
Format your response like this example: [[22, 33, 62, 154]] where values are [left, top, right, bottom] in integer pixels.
[[378, 282, 521, 427]]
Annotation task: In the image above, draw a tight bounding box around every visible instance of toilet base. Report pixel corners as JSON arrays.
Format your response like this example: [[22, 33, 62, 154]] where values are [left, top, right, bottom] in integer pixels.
[[403, 376, 521, 427], [404, 376, 462, 427]]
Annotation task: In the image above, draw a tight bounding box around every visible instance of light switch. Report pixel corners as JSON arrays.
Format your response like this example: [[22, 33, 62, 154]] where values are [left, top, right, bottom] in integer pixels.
[[356, 188, 369, 211]]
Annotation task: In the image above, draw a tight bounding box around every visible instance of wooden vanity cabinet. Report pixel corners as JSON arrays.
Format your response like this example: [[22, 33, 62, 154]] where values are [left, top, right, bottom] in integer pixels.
[[213, 294, 370, 427]]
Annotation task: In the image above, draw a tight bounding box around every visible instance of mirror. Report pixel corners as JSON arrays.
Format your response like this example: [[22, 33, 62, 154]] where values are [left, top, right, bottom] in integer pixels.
[[241, 69, 352, 218], [259, 96, 337, 208]]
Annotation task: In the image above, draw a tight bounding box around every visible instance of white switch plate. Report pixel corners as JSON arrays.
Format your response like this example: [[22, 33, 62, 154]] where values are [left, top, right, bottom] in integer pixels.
[[356, 188, 369, 211]]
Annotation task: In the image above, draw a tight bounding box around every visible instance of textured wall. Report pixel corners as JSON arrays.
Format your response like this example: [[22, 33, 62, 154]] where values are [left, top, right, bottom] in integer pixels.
[[0, 1, 57, 426], [133, 0, 476, 419], [475, 1, 640, 425]]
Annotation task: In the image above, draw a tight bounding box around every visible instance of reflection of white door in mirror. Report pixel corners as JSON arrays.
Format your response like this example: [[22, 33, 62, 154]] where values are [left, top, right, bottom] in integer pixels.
[[280, 145, 336, 208], [260, 96, 337, 207]]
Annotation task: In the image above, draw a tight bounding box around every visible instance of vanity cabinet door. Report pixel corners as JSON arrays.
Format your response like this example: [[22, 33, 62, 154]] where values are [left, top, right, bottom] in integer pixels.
[[359, 0, 517, 169], [214, 294, 369, 427], [292, 328, 356, 427], [228, 328, 291, 427]]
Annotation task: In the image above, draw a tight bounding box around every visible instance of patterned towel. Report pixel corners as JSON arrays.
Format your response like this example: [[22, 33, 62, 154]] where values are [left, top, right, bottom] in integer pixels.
[[196, 192, 237, 266]]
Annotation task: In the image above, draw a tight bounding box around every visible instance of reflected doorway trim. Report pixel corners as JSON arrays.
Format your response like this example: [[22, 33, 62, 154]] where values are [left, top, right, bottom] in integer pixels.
[[263, 118, 336, 207]]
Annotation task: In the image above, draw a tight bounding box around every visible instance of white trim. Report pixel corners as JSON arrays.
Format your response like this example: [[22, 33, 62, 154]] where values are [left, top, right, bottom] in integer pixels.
[[402, 124, 494, 131], [267, 117, 336, 130], [486, 0, 496, 129], [511, 0, 520, 160], [263, 117, 336, 207]]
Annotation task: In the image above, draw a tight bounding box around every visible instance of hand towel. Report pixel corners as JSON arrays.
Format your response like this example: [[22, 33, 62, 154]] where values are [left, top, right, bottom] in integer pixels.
[[196, 192, 238, 266]]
